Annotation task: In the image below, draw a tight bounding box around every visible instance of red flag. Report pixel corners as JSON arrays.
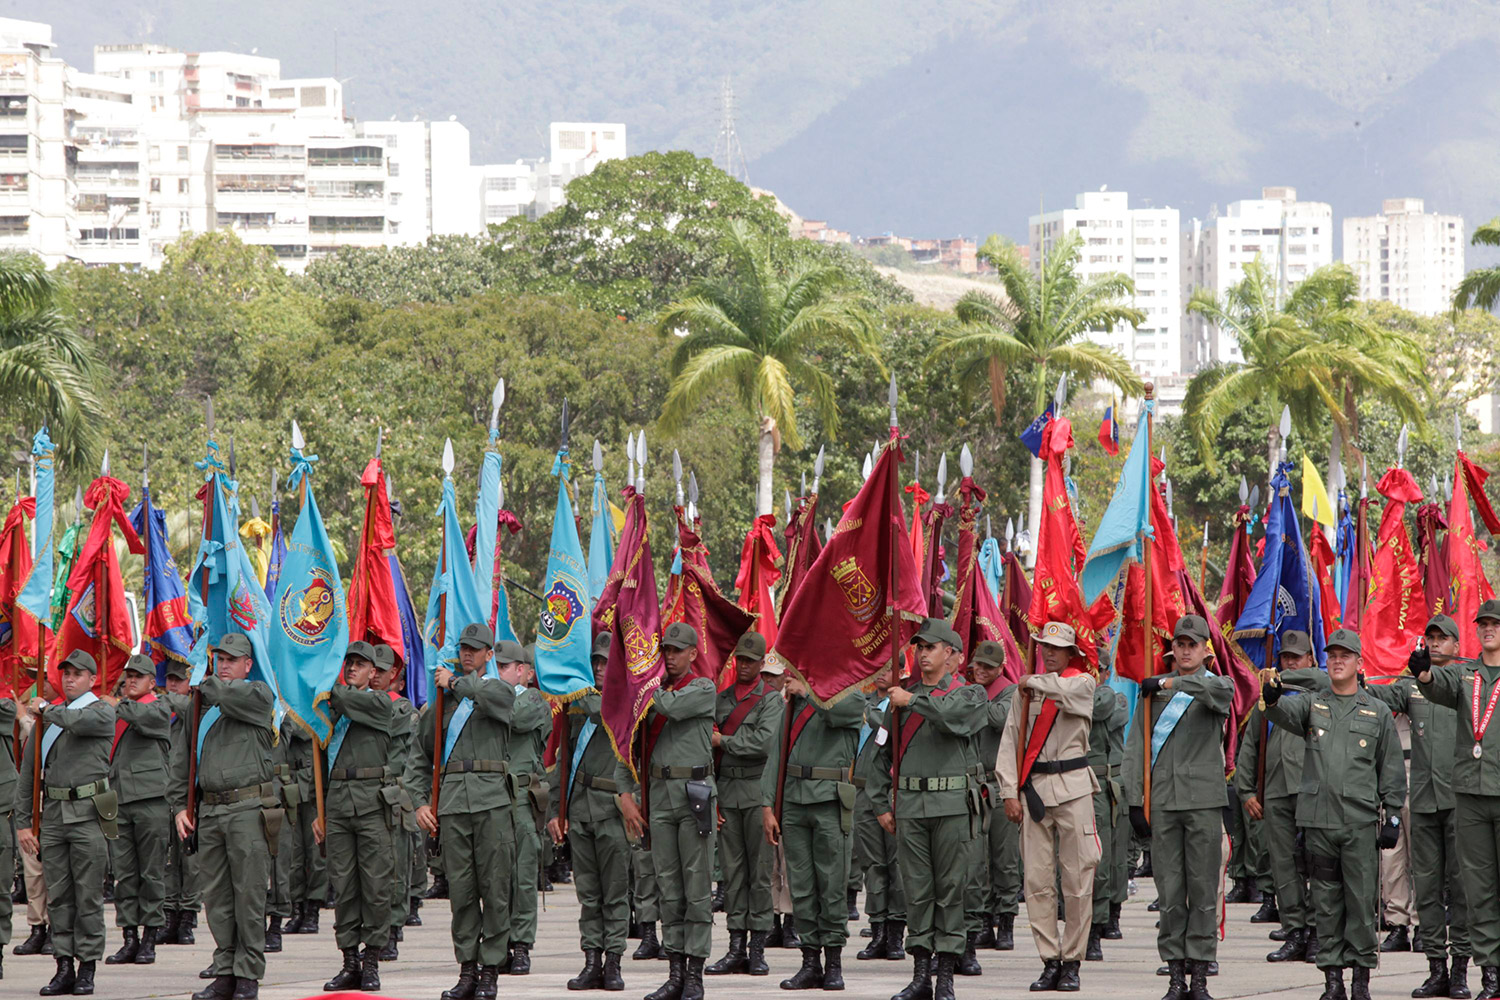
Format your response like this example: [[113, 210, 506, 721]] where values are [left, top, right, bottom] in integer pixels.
[[0, 497, 38, 697], [773, 437, 925, 705], [1449, 452, 1498, 658], [1415, 501, 1449, 621], [734, 513, 782, 650], [905, 481, 929, 597], [1178, 564, 1257, 774], [346, 458, 405, 660], [55, 476, 144, 695], [594, 489, 665, 779], [951, 477, 1024, 683], [1216, 505, 1258, 646], [1363, 468, 1425, 678], [923, 499, 953, 618], [665, 508, 755, 688], [1309, 523, 1341, 639], [1098, 405, 1119, 457], [778, 494, 821, 615], [1027, 418, 1105, 668], [1001, 550, 1032, 645], [1113, 459, 1185, 682], [1343, 497, 1374, 632]]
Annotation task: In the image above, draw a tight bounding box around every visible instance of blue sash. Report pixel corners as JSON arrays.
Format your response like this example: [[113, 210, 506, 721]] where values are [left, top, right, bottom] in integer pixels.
[[1150, 691, 1195, 769], [440, 661, 500, 765], [858, 698, 890, 754], [41, 691, 100, 773], [327, 715, 351, 769], [569, 718, 596, 800]]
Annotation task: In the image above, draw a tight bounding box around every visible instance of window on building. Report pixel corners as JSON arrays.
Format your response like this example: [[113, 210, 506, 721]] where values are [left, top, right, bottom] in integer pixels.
[[309, 215, 384, 233], [309, 146, 382, 167], [558, 130, 585, 150], [486, 176, 519, 192], [388, 221, 399, 234], [179, 210, 191, 229], [178, 178, 190, 193], [300, 86, 327, 108], [150, 96, 162, 112], [149, 178, 161, 193], [603, 131, 616, 140], [177, 145, 189, 161], [387, 161, 400, 177], [0, 215, 29, 235], [149, 145, 161, 162], [149, 210, 161, 228], [389, 191, 401, 206]]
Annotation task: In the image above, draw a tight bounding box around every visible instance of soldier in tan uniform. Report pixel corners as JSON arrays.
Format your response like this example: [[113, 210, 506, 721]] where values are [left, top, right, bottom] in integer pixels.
[[997, 621, 1101, 993]]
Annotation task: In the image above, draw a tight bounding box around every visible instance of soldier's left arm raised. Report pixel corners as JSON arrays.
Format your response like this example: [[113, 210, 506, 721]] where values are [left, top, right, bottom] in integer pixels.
[[116, 696, 171, 739], [908, 682, 988, 736]]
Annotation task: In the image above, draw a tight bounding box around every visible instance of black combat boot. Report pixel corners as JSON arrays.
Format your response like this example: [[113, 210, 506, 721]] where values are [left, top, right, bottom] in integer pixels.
[[1250, 895, 1279, 924], [568, 949, 603, 991], [473, 964, 500, 1000], [441, 960, 478, 1000], [711, 883, 725, 913], [1382, 927, 1412, 952], [510, 943, 532, 975], [1350, 966, 1372, 1000], [885, 920, 906, 961], [644, 952, 685, 1000], [1451, 956, 1473, 999], [782, 917, 802, 950], [1225, 878, 1250, 904], [135, 929, 157, 965], [767, 915, 784, 948], [263, 916, 282, 954], [360, 947, 381, 992], [975, 913, 997, 949], [957, 931, 981, 975], [748, 931, 770, 975], [1317, 967, 1347, 1000], [634, 923, 662, 961], [406, 897, 423, 926], [933, 953, 956, 1000], [847, 888, 860, 922], [283, 901, 306, 935], [1104, 902, 1123, 940], [191, 975, 234, 1000], [1414, 926, 1424, 952], [1267, 928, 1306, 962], [858, 923, 887, 960], [106, 926, 140, 965], [14, 924, 47, 956], [1086, 924, 1104, 961], [324, 948, 362, 991], [380, 928, 399, 962], [601, 952, 624, 991], [892, 948, 932, 1000], [706, 930, 747, 975], [298, 905, 318, 934], [1188, 960, 1215, 1000], [681, 956, 705, 1000], [232, 979, 258, 999], [38, 956, 75, 996], [1056, 959, 1081, 992], [823, 946, 845, 991], [72, 959, 96, 995], [1411, 957, 1449, 998], [176, 911, 197, 945], [781, 946, 823, 989], [1305, 930, 1319, 964], [1159, 959, 1187, 1000], [199, 963, 217, 979], [995, 913, 1014, 951], [158, 911, 181, 945], [1478, 966, 1500, 1000], [425, 873, 450, 899], [1029, 959, 1062, 992]]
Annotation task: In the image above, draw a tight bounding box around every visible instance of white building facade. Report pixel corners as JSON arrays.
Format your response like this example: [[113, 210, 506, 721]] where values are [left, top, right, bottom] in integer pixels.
[[1344, 198, 1464, 315]]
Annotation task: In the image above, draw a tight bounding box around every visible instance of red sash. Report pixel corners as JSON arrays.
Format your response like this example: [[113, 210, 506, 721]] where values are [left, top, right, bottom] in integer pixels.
[[785, 700, 819, 752], [111, 691, 157, 762], [1018, 667, 1083, 787], [895, 674, 965, 761], [644, 672, 697, 769], [714, 682, 767, 769]]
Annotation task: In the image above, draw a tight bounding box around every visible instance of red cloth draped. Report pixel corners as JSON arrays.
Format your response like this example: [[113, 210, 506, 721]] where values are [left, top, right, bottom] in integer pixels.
[[924, 501, 953, 618], [1449, 452, 1498, 659], [778, 495, 822, 616], [951, 477, 1024, 684], [346, 458, 405, 660], [1343, 498, 1374, 632], [1114, 459, 1185, 682], [0, 497, 38, 698], [733, 513, 782, 651], [666, 508, 754, 689], [1416, 502, 1450, 621], [55, 476, 144, 695], [1028, 418, 1106, 668], [1363, 468, 1426, 678], [1309, 523, 1341, 642], [1216, 505, 1258, 654]]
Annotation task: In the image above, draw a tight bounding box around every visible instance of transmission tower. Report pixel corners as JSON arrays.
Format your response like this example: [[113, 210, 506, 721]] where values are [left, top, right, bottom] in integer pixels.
[[713, 76, 749, 184]]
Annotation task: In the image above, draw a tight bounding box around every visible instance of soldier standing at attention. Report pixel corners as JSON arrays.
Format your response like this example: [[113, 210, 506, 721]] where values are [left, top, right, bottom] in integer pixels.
[[616, 622, 717, 1000], [1263, 628, 1406, 1000], [996, 621, 1103, 992], [869, 618, 988, 1000], [1125, 615, 1234, 1000], [160, 662, 199, 948], [854, 688, 906, 962], [318, 641, 398, 994], [967, 640, 1019, 955], [171, 633, 277, 1000], [370, 643, 419, 961], [261, 716, 296, 955], [409, 623, 522, 1000], [17, 650, 116, 997], [1416, 598, 1500, 1000], [283, 719, 325, 939], [706, 632, 780, 978], [104, 654, 172, 967], [497, 639, 550, 976]]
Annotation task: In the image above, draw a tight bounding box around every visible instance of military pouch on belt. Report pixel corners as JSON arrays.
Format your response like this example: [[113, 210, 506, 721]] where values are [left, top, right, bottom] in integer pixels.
[[836, 781, 857, 835], [380, 784, 403, 829], [93, 786, 119, 840], [529, 779, 550, 823], [685, 779, 713, 837], [261, 806, 285, 858]]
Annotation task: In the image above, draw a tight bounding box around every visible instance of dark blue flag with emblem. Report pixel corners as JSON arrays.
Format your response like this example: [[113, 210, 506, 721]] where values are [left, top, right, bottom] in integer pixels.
[[1232, 462, 1326, 670], [1020, 401, 1054, 458], [129, 484, 194, 684]]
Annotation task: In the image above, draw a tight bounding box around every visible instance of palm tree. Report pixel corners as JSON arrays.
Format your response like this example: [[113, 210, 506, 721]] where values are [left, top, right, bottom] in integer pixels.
[[925, 232, 1145, 562], [1183, 260, 1422, 480], [656, 221, 880, 515], [0, 252, 104, 467], [1454, 216, 1500, 314]]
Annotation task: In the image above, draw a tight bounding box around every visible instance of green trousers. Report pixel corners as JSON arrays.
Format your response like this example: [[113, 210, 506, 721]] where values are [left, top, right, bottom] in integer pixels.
[[631, 839, 659, 923], [41, 815, 108, 962], [388, 814, 412, 932], [327, 805, 394, 951], [1263, 795, 1309, 934], [1231, 795, 1271, 892], [847, 829, 863, 895], [288, 794, 327, 907], [0, 810, 14, 946], [1306, 824, 1380, 970], [652, 799, 714, 959], [200, 808, 270, 980], [1412, 807, 1469, 959], [267, 800, 292, 920], [408, 828, 427, 897], [163, 821, 200, 913], [719, 804, 773, 932], [1110, 784, 1130, 906], [570, 814, 631, 954], [855, 799, 904, 923], [511, 798, 541, 947], [1151, 808, 1221, 964], [111, 796, 169, 931], [783, 800, 851, 948], [1091, 784, 1116, 923], [1456, 794, 1500, 966], [964, 817, 987, 931], [897, 812, 970, 957], [443, 807, 515, 967]]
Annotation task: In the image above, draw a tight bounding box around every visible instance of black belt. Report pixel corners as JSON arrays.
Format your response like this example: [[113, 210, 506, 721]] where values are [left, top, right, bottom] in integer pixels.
[[443, 759, 507, 776], [650, 764, 710, 780], [329, 766, 387, 781], [852, 776, 867, 789], [718, 765, 765, 780], [1030, 757, 1090, 776], [575, 773, 618, 794], [200, 780, 275, 806], [786, 764, 846, 781]]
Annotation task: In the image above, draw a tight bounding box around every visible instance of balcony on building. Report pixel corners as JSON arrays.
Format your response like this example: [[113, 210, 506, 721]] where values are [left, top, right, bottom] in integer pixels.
[[74, 161, 142, 191], [307, 143, 383, 177], [215, 142, 306, 164]]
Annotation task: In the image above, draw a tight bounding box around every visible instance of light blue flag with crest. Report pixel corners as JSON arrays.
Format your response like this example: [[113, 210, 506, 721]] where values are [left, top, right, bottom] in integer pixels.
[[269, 445, 348, 745], [536, 448, 594, 700], [1081, 401, 1156, 604], [587, 469, 615, 606], [424, 473, 489, 706], [15, 427, 56, 628]]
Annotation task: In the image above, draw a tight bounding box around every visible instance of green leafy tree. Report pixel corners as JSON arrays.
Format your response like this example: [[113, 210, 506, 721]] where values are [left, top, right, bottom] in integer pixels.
[[302, 235, 505, 308], [1454, 217, 1500, 314]]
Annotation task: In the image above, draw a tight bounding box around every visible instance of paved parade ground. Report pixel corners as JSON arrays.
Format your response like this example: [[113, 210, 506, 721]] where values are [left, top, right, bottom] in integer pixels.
[[11, 887, 1433, 1000]]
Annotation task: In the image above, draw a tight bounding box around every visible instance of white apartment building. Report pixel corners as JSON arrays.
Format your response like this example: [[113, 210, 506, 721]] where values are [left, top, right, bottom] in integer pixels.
[[1180, 186, 1333, 371], [477, 121, 627, 227], [1344, 198, 1465, 315], [1028, 190, 1181, 378]]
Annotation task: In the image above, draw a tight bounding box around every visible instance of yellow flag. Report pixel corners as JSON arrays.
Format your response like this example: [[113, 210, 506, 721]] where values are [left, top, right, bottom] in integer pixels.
[[240, 517, 272, 587], [1301, 454, 1335, 529]]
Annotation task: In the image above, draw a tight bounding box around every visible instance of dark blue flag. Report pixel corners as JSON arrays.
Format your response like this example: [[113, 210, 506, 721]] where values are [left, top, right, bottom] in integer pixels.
[[1020, 402, 1054, 458], [129, 486, 194, 684], [1232, 462, 1326, 670], [389, 552, 427, 708]]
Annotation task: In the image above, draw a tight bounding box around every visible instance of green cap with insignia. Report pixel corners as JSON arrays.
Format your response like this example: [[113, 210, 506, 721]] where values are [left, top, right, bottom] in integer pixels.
[[373, 644, 397, 671], [661, 622, 698, 650], [495, 639, 527, 665], [1326, 628, 1361, 655], [60, 649, 98, 674], [1477, 599, 1500, 624], [1172, 615, 1211, 643], [591, 633, 612, 660], [1278, 630, 1312, 658], [1426, 614, 1460, 641], [165, 661, 190, 681], [345, 640, 378, 665], [971, 640, 1006, 668], [913, 617, 962, 652], [458, 623, 495, 650], [734, 631, 767, 661], [123, 653, 154, 676], [211, 633, 252, 658]]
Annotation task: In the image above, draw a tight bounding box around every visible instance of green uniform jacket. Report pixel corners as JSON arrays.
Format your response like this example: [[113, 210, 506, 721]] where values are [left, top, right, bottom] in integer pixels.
[[387, 695, 417, 829], [558, 693, 623, 825], [1106, 690, 1127, 768], [507, 686, 550, 809], [170, 677, 276, 816], [1125, 671, 1233, 810], [1368, 673, 1455, 813], [18, 693, 117, 828], [0, 699, 18, 810], [616, 676, 716, 813], [714, 679, 780, 810], [867, 675, 987, 819], [854, 699, 890, 808], [1266, 686, 1406, 828], [1086, 685, 1122, 768], [164, 692, 192, 799], [1234, 667, 1329, 802], [326, 684, 397, 818], [976, 684, 1016, 799], [1416, 661, 1500, 797], [110, 696, 172, 804], [407, 672, 524, 816], [762, 691, 863, 808]]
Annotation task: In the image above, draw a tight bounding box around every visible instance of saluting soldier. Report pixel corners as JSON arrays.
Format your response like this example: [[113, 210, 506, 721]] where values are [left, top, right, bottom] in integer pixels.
[[498, 639, 550, 975], [318, 641, 398, 994], [868, 618, 988, 1000], [160, 662, 200, 947], [104, 654, 172, 967], [172, 633, 278, 1000], [616, 621, 717, 1000], [1415, 598, 1500, 1000], [408, 622, 525, 1000], [854, 687, 906, 962], [997, 621, 1103, 992], [1126, 614, 1234, 1000], [17, 649, 117, 998], [966, 640, 1019, 955], [370, 642, 419, 960], [706, 631, 780, 978], [1262, 628, 1406, 1000]]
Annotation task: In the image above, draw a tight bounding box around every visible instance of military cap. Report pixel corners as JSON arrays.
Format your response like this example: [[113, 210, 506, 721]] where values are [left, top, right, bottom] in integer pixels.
[[591, 632, 612, 660], [913, 617, 963, 652], [123, 653, 154, 676], [1326, 628, 1362, 655], [523, 643, 536, 667], [495, 639, 528, 665], [1424, 614, 1460, 641], [165, 661, 190, 681], [458, 622, 495, 650], [60, 649, 98, 674], [971, 640, 1007, 669], [1477, 599, 1500, 624], [661, 622, 698, 650], [759, 653, 787, 676], [211, 633, 252, 658], [1278, 630, 1312, 658], [344, 640, 378, 665], [373, 644, 398, 670], [1035, 620, 1079, 652], [1172, 615, 1211, 644], [734, 631, 768, 661]]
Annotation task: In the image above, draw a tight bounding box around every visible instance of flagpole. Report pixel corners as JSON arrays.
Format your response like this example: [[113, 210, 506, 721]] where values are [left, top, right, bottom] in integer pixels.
[[1141, 383, 1156, 823], [1198, 521, 1210, 597], [291, 421, 329, 858], [186, 428, 215, 850], [888, 433, 905, 808], [555, 405, 572, 834], [429, 511, 448, 844]]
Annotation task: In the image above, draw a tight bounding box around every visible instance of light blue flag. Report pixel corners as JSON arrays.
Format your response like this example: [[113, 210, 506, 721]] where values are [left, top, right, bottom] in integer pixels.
[[1080, 401, 1156, 603], [423, 474, 488, 705], [15, 428, 56, 626], [473, 451, 501, 627], [269, 447, 349, 745], [535, 449, 594, 700], [587, 470, 615, 607], [978, 537, 1004, 605]]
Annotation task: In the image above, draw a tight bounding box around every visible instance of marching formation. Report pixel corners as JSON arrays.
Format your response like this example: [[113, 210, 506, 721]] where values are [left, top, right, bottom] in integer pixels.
[[0, 376, 1497, 1000]]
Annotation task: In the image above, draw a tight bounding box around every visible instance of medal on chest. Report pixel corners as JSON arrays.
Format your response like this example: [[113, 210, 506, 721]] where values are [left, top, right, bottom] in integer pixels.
[[1470, 671, 1500, 760]]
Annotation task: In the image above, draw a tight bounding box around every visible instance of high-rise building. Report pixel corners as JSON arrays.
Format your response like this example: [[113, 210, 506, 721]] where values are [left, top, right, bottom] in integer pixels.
[[1344, 198, 1464, 315], [1029, 190, 1181, 378], [477, 122, 626, 226]]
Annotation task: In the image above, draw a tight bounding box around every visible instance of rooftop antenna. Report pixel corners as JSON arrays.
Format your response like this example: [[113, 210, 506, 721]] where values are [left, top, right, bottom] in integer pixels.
[[712, 75, 750, 185]]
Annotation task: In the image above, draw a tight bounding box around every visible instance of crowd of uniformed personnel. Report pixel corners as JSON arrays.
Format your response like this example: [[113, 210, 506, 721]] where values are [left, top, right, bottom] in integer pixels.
[[8, 602, 1500, 1000]]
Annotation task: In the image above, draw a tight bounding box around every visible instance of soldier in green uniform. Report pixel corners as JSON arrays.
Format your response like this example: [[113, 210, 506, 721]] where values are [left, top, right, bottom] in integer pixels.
[[1415, 598, 1500, 1000], [160, 662, 199, 947], [104, 654, 172, 967], [1126, 614, 1234, 1000], [1100, 678, 1130, 943], [854, 686, 906, 962], [0, 682, 17, 978], [409, 622, 528, 1000], [262, 717, 296, 954], [497, 639, 549, 975], [284, 719, 326, 939], [630, 837, 663, 959], [172, 633, 278, 1000], [1370, 614, 1469, 997], [318, 641, 398, 994], [551, 633, 629, 992], [869, 618, 988, 1000], [1262, 628, 1406, 1000], [706, 631, 780, 978], [615, 622, 717, 1000], [760, 646, 863, 992], [1235, 630, 1327, 965], [966, 640, 1018, 955], [370, 643, 419, 961], [17, 649, 116, 997], [1082, 660, 1125, 966]]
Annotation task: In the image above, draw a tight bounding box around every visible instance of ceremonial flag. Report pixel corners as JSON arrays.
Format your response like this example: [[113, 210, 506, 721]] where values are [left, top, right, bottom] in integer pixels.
[[535, 449, 594, 702], [1301, 454, 1335, 530], [594, 487, 665, 779], [390, 553, 427, 706], [1309, 522, 1341, 639], [472, 450, 521, 642], [424, 469, 487, 698], [655, 507, 755, 688], [270, 447, 349, 744], [1177, 563, 1257, 773], [978, 536, 1003, 605], [1216, 502, 1258, 644], [773, 437, 925, 705], [587, 466, 617, 607], [1448, 452, 1500, 659], [1097, 403, 1119, 457], [14, 427, 55, 642], [129, 485, 193, 684], [0, 495, 37, 697], [1362, 468, 1425, 678], [55, 475, 144, 695], [1020, 401, 1054, 458], [951, 474, 1024, 683], [1028, 419, 1099, 653], [1334, 497, 1355, 612], [241, 515, 273, 588], [49, 521, 84, 635], [1081, 405, 1154, 604], [1110, 456, 1185, 682], [264, 496, 288, 604], [1343, 496, 1374, 633], [347, 457, 404, 655], [734, 513, 781, 648], [1416, 499, 1450, 620], [923, 495, 953, 618], [778, 492, 822, 615], [1001, 549, 1033, 646], [905, 481, 929, 598], [1232, 463, 1325, 671]]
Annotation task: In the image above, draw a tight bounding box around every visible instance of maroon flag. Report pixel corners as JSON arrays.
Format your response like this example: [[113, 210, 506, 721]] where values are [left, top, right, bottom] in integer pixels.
[[0, 497, 37, 698], [924, 498, 953, 618], [1364, 468, 1425, 678], [1178, 564, 1257, 775], [734, 513, 782, 650], [1343, 497, 1374, 632], [1027, 418, 1107, 668], [1112, 459, 1185, 682], [1001, 550, 1032, 645], [1215, 503, 1257, 650], [773, 439, 925, 705], [1416, 500, 1450, 621], [1449, 452, 1499, 658], [779, 494, 822, 615], [347, 457, 405, 658], [951, 476, 1024, 684], [665, 507, 755, 689]]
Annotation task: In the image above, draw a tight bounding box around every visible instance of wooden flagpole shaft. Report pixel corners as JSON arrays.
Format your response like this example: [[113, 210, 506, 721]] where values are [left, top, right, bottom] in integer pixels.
[[888, 440, 904, 811], [430, 521, 448, 826], [186, 474, 214, 844], [1141, 385, 1156, 822], [1256, 631, 1274, 800], [1199, 521, 1210, 596]]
